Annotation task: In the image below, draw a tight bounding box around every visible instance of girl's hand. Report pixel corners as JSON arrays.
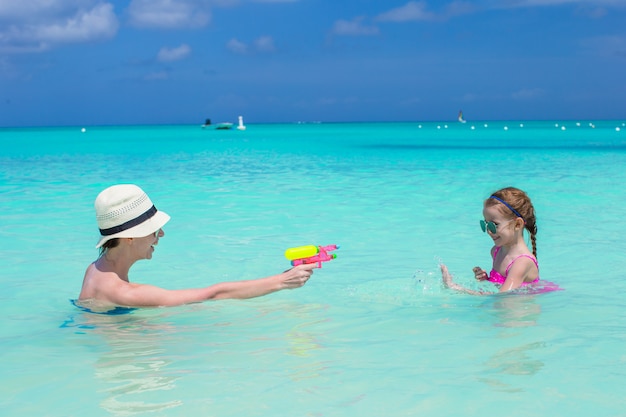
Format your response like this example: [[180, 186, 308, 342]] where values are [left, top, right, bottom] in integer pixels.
[[441, 264, 487, 295], [440, 264, 454, 287], [473, 266, 488, 281]]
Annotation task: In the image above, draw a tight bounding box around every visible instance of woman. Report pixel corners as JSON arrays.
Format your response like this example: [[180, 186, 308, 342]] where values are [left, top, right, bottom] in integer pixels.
[[78, 184, 316, 309]]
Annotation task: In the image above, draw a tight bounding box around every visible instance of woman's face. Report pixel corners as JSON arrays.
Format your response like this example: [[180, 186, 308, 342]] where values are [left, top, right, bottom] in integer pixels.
[[134, 228, 164, 260]]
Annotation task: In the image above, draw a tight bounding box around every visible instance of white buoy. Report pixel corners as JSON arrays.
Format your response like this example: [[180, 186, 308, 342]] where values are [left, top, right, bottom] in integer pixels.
[[617, 127, 621, 132], [471, 126, 475, 130], [561, 126, 566, 131], [237, 115, 246, 131], [81, 128, 86, 133], [504, 126, 508, 131]]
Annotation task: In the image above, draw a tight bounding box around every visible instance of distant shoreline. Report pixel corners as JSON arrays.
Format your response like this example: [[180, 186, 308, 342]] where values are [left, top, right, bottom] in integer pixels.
[[1, 118, 625, 130]]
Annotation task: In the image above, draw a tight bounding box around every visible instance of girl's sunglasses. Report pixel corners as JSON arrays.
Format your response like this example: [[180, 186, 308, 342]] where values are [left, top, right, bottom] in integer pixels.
[[480, 219, 515, 234], [479, 220, 498, 234]]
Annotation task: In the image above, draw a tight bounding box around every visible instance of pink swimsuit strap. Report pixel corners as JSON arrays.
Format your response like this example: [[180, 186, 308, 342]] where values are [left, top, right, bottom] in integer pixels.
[[488, 247, 540, 285]]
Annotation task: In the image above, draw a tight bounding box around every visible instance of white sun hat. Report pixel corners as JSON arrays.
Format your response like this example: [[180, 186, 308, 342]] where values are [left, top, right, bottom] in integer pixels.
[[94, 184, 170, 248]]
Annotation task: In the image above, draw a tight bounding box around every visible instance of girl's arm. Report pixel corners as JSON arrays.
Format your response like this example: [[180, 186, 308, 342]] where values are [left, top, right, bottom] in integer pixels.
[[442, 256, 539, 295], [441, 264, 490, 296], [498, 257, 538, 292]]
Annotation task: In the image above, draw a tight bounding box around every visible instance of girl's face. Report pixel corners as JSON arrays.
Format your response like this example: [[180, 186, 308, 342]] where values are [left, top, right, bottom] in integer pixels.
[[482, 205, 520, 246]]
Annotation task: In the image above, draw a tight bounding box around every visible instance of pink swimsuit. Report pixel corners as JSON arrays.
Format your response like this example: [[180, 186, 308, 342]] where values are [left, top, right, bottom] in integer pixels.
[[488, 246, 539, 286]]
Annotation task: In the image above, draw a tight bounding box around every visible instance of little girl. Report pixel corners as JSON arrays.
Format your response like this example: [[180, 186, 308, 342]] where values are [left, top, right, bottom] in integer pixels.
[[441, 187, 540, 294]]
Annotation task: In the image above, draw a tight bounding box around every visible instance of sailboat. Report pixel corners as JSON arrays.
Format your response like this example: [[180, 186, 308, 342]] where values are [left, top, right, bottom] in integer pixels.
[[237, 115, 246, 131], [458, 110, 467, 124]]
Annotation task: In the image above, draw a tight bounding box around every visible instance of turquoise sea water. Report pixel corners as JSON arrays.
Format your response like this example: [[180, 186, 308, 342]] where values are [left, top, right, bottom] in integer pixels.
[[1, 121, 625, 416]]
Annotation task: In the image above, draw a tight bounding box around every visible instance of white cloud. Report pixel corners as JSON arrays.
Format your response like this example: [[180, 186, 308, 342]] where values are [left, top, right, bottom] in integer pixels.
[[511, 88, 544, 100], [127, 0, 211, 29], [36, 4, 117, 43], [227, 38, 248, 54], [0, 1, 90, 20], [254, 36, 276, 52], [157, 43, 192, 62], [459, 93, 480, 102], [375, 1, 435, 22], [444, 1, 477, 17], [332, 17, 379, 36], [226, 36, 277, 54], [0, 2, 118, 53], [486, 0, 626, 11], [580, 35, 626, 58], [582, 7, 608, 18], [370, 0, 622, 26], [251, 0, 299, 3], [498, 0, 622, 6]]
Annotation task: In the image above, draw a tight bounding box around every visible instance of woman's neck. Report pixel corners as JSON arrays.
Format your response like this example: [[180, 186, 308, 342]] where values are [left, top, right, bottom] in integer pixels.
[[97, 248, 133, 282]]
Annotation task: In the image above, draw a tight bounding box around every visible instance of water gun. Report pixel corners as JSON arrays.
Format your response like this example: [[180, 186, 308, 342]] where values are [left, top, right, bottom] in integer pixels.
[[284, 244, 339, 268]]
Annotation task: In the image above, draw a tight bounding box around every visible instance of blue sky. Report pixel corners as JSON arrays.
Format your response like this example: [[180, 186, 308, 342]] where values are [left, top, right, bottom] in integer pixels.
[[1, 0, 625, 126]]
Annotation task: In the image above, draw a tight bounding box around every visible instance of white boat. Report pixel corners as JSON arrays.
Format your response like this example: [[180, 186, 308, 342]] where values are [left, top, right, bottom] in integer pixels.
[[201, 118, 233, 130], [458, 110, 467, 124], [215, 122, 233, 130]]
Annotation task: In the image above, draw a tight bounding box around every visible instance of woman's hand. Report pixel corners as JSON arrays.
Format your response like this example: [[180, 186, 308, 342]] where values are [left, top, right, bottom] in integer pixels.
[[279, 263, 317, 289], [473, 266, 488, 281]]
